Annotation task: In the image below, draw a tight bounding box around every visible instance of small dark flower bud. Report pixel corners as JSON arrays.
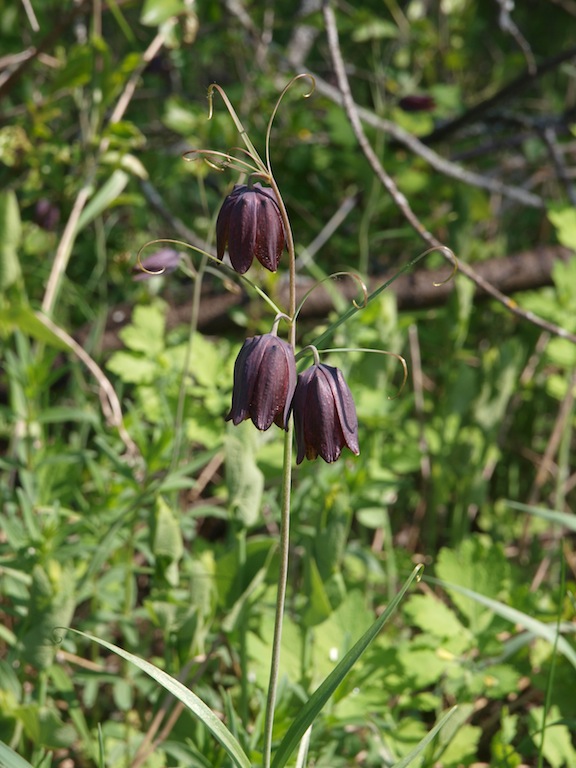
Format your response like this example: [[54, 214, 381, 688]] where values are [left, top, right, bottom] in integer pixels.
[[292, 363, 359, 464], [398, 94, 436, 113], [34, 198, 60, 231], [216, 183, 286, 274], [132, 248, 180, 281], [226, 333, 296, 431]]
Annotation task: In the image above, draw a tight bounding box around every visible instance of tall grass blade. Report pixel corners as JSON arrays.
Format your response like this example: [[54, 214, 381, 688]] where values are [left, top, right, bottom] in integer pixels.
[[392, 706, 459, 768], [428, 577, 576, 669], [0, 743, 35, 768], [270, 565, 423, 768], [65, 629, 251, 768], [505, 500, 576, 532]]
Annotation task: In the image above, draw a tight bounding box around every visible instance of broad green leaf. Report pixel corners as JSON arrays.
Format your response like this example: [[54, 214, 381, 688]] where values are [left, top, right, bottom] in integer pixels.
[[21, 562, 76, 669], [75, 169, 129, 233], [428, 577, 576, 670], [119, 303, 166, 355], [0, 190, 22, 288], [0, 125, 32, 167], [529, 706, 576, 768], [481, 664, 521, 699], [106, 351, 158, 384], [352, 19, 398, 42], [436, 537, 508, 633], [549, 206, 576, 251], [302, 558, 333, 627], [473, 340, 524, 432], [49, 45, 94, 91], [13, 705, 77, 749], [314, 495, 351, 580], [0, 306, 69, 349], [403, 593, 469, 640], [153, 496, 183, 586], [248, 608, 303, 689], [305, 590, 374, 686], [140, 0, 187, 26], [271, 565, 423, 768], [0, 742, 35, 768], [65, 629, 251, 768], [437, 722, 481, 766], [225, 424, 264, 527]]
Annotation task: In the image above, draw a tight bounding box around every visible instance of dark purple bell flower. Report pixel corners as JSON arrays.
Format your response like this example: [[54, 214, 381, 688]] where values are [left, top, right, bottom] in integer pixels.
[[292, 363, 359, 464], [216, 183, 286, 274], [226, 333, 296, 431]]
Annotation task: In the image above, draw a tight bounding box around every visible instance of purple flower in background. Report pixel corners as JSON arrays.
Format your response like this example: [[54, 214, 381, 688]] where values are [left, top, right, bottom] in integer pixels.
[[34, 199, 60, 231], [226, 333, 296, 431], [398, 94, 436, 113], [216, 183, 286, 274], [292, 363, 359, 464], [132, 249, 180, 281]]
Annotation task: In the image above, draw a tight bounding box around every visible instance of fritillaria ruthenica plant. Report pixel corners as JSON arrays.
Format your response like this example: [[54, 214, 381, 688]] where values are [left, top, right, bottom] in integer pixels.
[[137, 76, 408, 768]]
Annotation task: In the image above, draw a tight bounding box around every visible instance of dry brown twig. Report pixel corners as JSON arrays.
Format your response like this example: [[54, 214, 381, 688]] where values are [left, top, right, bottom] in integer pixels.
[[221, 0, 546, 210], [321, 0, 576, 346], [35, 312, 140, 460], [41, 27, 171, 317]]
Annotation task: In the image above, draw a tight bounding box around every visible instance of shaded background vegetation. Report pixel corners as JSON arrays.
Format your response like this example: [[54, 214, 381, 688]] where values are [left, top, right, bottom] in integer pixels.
[[1, 0, 576, 766]]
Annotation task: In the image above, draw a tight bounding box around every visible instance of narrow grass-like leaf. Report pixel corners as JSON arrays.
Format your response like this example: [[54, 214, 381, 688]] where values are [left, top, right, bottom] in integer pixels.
[[65, 629, 251, 768], [428, 577, 576, 670], [0, 742, 35, 768], [271, 565, 423, 768], [392, 706, 459, 768], [505, 500, 576, 533], [75, 170, 129, 233]]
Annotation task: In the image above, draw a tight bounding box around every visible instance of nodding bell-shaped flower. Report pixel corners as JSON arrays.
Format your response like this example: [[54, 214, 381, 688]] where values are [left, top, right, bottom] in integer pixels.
[[292, 363, 359, 464], [216, 183, 286, 274], [226, 333, 297, 431]]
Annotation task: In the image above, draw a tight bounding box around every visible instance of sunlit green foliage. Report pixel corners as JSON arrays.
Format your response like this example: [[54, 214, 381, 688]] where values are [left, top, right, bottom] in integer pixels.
[[1, 0, 575, 766]]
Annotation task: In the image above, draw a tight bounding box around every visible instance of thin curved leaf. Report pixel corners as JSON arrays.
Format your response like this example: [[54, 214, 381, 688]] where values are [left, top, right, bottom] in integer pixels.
[[271, 565, 423, 768], [392, 706, 459, 768], [505, 499, 576, 533], [75, 169, 129, 233], [428, 577, 576, 670], [65, 629, 251, 768], [0, 742, 35, 768]]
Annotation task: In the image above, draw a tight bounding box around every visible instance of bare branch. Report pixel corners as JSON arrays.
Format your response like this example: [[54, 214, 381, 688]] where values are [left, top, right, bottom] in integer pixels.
[[420, 43, 576, 146], [308, 73, 545, 209], [42, 27, 172, 317], [35, 312, 140, 460], [321, 0, 576, 345], [221, 0, 544, 208]]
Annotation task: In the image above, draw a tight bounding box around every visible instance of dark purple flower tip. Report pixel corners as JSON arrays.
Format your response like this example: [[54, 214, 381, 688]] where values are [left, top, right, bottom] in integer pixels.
[[132, 249, 180, 281], [226, 333, 297, 431], [34, 198, 60, 231], [398, 94, 436, 113], [216, 182, 286, 275], [292, 363, 359, 465]]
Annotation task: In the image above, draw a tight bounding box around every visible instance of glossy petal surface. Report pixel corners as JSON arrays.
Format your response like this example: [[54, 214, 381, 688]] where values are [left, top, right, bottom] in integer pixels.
[[215, 183, 285, 274], [292, 363, 359, 464], [226, 334, 296, 431]]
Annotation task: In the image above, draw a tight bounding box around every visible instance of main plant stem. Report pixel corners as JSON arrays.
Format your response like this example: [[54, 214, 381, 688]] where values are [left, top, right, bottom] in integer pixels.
[[262, 424, 294, 768], [262, 175, 297, 768]]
